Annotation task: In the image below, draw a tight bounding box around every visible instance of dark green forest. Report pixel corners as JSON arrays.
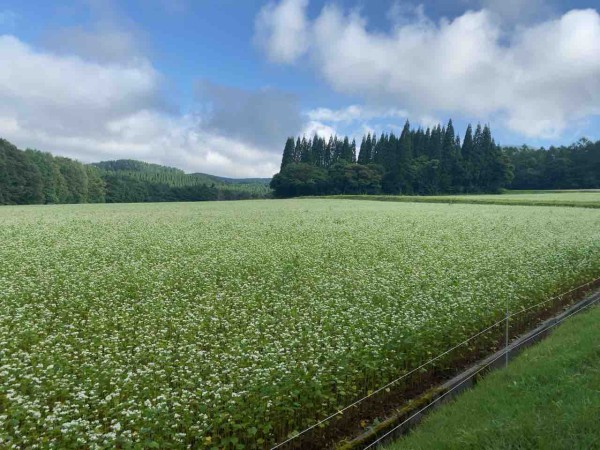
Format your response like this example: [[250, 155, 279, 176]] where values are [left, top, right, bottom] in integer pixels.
[[504, 141, 600, 190], [3, 125, 599, 205], [0, 139, 270, 205], [270, 120, 600, 197]]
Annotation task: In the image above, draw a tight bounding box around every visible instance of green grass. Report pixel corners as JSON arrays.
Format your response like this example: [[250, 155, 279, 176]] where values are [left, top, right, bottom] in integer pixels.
[[386, 304, 600, 450], [323, 191, 600, 208]]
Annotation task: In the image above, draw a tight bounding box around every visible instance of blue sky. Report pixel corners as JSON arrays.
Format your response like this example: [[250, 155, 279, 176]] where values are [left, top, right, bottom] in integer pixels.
[[0, 0, 598, 177]]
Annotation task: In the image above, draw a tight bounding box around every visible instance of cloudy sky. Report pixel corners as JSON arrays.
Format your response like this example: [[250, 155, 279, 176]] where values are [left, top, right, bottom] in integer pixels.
[[0, 0, 598, 177]]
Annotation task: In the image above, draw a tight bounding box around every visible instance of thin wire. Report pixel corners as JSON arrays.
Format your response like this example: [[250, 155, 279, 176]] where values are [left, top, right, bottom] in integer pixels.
[[363, 300, 598, 449], [269, 277, 599, 449], [363, 351, 508, 449], [270, 316, 506, 449], [508, 277, 598, 320]]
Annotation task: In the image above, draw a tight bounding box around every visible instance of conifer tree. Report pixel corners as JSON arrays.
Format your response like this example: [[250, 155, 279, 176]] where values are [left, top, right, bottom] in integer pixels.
[[300, 137, 312, 164], [440, 120, 456, 191], [280, 137, 296, 169], [358, 136, 368, 164], [365, 133, 373, 163], [310, 135, 325, 167], [324, 136, 334, 167], [397, 120, 413, 193], [461, 124, 474, 191], [339, 137, 354, 163], [271, 117, 561, 198], [472, 124, 483, 189], [294, 137, 302, 163]]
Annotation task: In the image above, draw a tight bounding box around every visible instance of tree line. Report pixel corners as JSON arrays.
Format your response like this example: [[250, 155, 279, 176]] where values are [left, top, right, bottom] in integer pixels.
[[0, 139, 105, 204], [505, 139, 600, 190], [271, 120, 510, 197], [0, 139, 270, 205], [270, 120, 600, 197]]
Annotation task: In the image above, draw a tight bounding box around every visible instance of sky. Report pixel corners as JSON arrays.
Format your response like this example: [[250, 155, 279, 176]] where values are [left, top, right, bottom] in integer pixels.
[[0, 0, 598, 177]]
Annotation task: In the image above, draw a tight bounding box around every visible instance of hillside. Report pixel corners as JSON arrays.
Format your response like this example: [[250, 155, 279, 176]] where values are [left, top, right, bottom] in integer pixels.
[[0, 139, 272, 205], [92, 160, 270, 187]]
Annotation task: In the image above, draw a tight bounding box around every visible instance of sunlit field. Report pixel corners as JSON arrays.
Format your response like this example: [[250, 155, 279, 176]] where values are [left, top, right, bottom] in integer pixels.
[[1, 199, 599, 449], [326, 191, 600, 208]]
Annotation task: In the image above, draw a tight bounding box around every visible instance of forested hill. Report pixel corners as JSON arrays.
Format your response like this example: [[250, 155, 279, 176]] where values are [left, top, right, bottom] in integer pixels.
[[0, 139, 271, 205], [270, 119, 600, 197], [92, 159, 270, 187]]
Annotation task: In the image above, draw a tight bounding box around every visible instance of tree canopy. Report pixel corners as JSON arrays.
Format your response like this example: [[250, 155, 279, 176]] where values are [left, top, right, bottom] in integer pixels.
[[0, 139, 271, 205], [270, 120, 600, 198], [271, 120, 514, 197]]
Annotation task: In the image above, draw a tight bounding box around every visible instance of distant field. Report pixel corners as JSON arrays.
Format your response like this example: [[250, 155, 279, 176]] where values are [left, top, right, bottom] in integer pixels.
[[0, 200, 599, 448], [324, 191, 600, 208], [387, 304, 600, 450]]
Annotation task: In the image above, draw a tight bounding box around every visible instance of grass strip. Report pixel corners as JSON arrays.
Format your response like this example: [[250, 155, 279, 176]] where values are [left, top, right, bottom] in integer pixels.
[[386, 305, 600, 450]]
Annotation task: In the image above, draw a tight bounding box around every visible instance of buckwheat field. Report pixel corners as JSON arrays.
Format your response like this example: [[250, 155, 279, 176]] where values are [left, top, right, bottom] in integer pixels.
[[1, 199, 599, 449]]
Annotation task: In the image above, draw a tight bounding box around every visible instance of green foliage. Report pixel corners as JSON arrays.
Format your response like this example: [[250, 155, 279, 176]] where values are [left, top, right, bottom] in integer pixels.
[[324, 192, 600, 208], [0, 140, 272, 205], [328, 163, 383, 195], [56, 157, 89, 203], [0, 140, 45, 204], [270, 120, 517, 198], [272, 120, 600, 199], [270, 163, 329, 197], [0, 140, 102, 205], [387, 305, 600, 450], [93, 159, 271, 201], [270, 162, 383, 197], [280, 137, 296, 169], [0, 200, 598, 448], [504, 138, 600, 190]]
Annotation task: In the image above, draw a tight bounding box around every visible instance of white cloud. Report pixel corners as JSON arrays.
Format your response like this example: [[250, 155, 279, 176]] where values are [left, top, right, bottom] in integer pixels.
[[255, 3, 600, 138], [0, 35, 281, 177], [301, 120, 337, 139], [254, 0, 309, 63], [307, 105, 407, 123]]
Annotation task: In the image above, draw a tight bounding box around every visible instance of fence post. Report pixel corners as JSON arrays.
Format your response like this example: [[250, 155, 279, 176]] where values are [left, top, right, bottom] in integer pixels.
[[505, 298, 509, 367]]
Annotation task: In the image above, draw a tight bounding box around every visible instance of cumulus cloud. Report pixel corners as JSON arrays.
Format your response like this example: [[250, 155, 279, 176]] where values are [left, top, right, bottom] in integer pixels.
[[301, 120, 337, 139], [255, 2, 600, 138], [254, 0, 309, 63], [0, 35, 280, 177]]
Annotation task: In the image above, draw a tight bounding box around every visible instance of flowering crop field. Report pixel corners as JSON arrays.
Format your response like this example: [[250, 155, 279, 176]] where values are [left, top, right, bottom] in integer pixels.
[[0, 199, 599, 449], [327, 191, 600, 208]]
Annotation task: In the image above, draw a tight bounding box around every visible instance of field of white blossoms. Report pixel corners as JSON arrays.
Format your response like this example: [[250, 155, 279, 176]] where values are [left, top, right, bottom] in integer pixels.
[[0, 199, 599, 449]]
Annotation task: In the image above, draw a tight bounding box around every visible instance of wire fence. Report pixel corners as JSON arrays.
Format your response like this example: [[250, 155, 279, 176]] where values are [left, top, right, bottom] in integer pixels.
[[270, 277, 599, 450], [363, 298, 599, 449]]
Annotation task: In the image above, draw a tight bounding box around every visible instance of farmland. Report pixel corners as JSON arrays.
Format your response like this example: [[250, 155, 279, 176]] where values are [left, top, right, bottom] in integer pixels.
[[0, 199, 599, 449], [323, 191, 600, 208]]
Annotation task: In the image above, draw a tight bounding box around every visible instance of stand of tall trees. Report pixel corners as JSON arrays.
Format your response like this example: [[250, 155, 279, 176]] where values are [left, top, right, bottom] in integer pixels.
[[0, 139, 106, 204], [3, 130, 599, 205], [505, 139, 600, 189], [271, 120, 513, 197], [0, 139, 270, 205]]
